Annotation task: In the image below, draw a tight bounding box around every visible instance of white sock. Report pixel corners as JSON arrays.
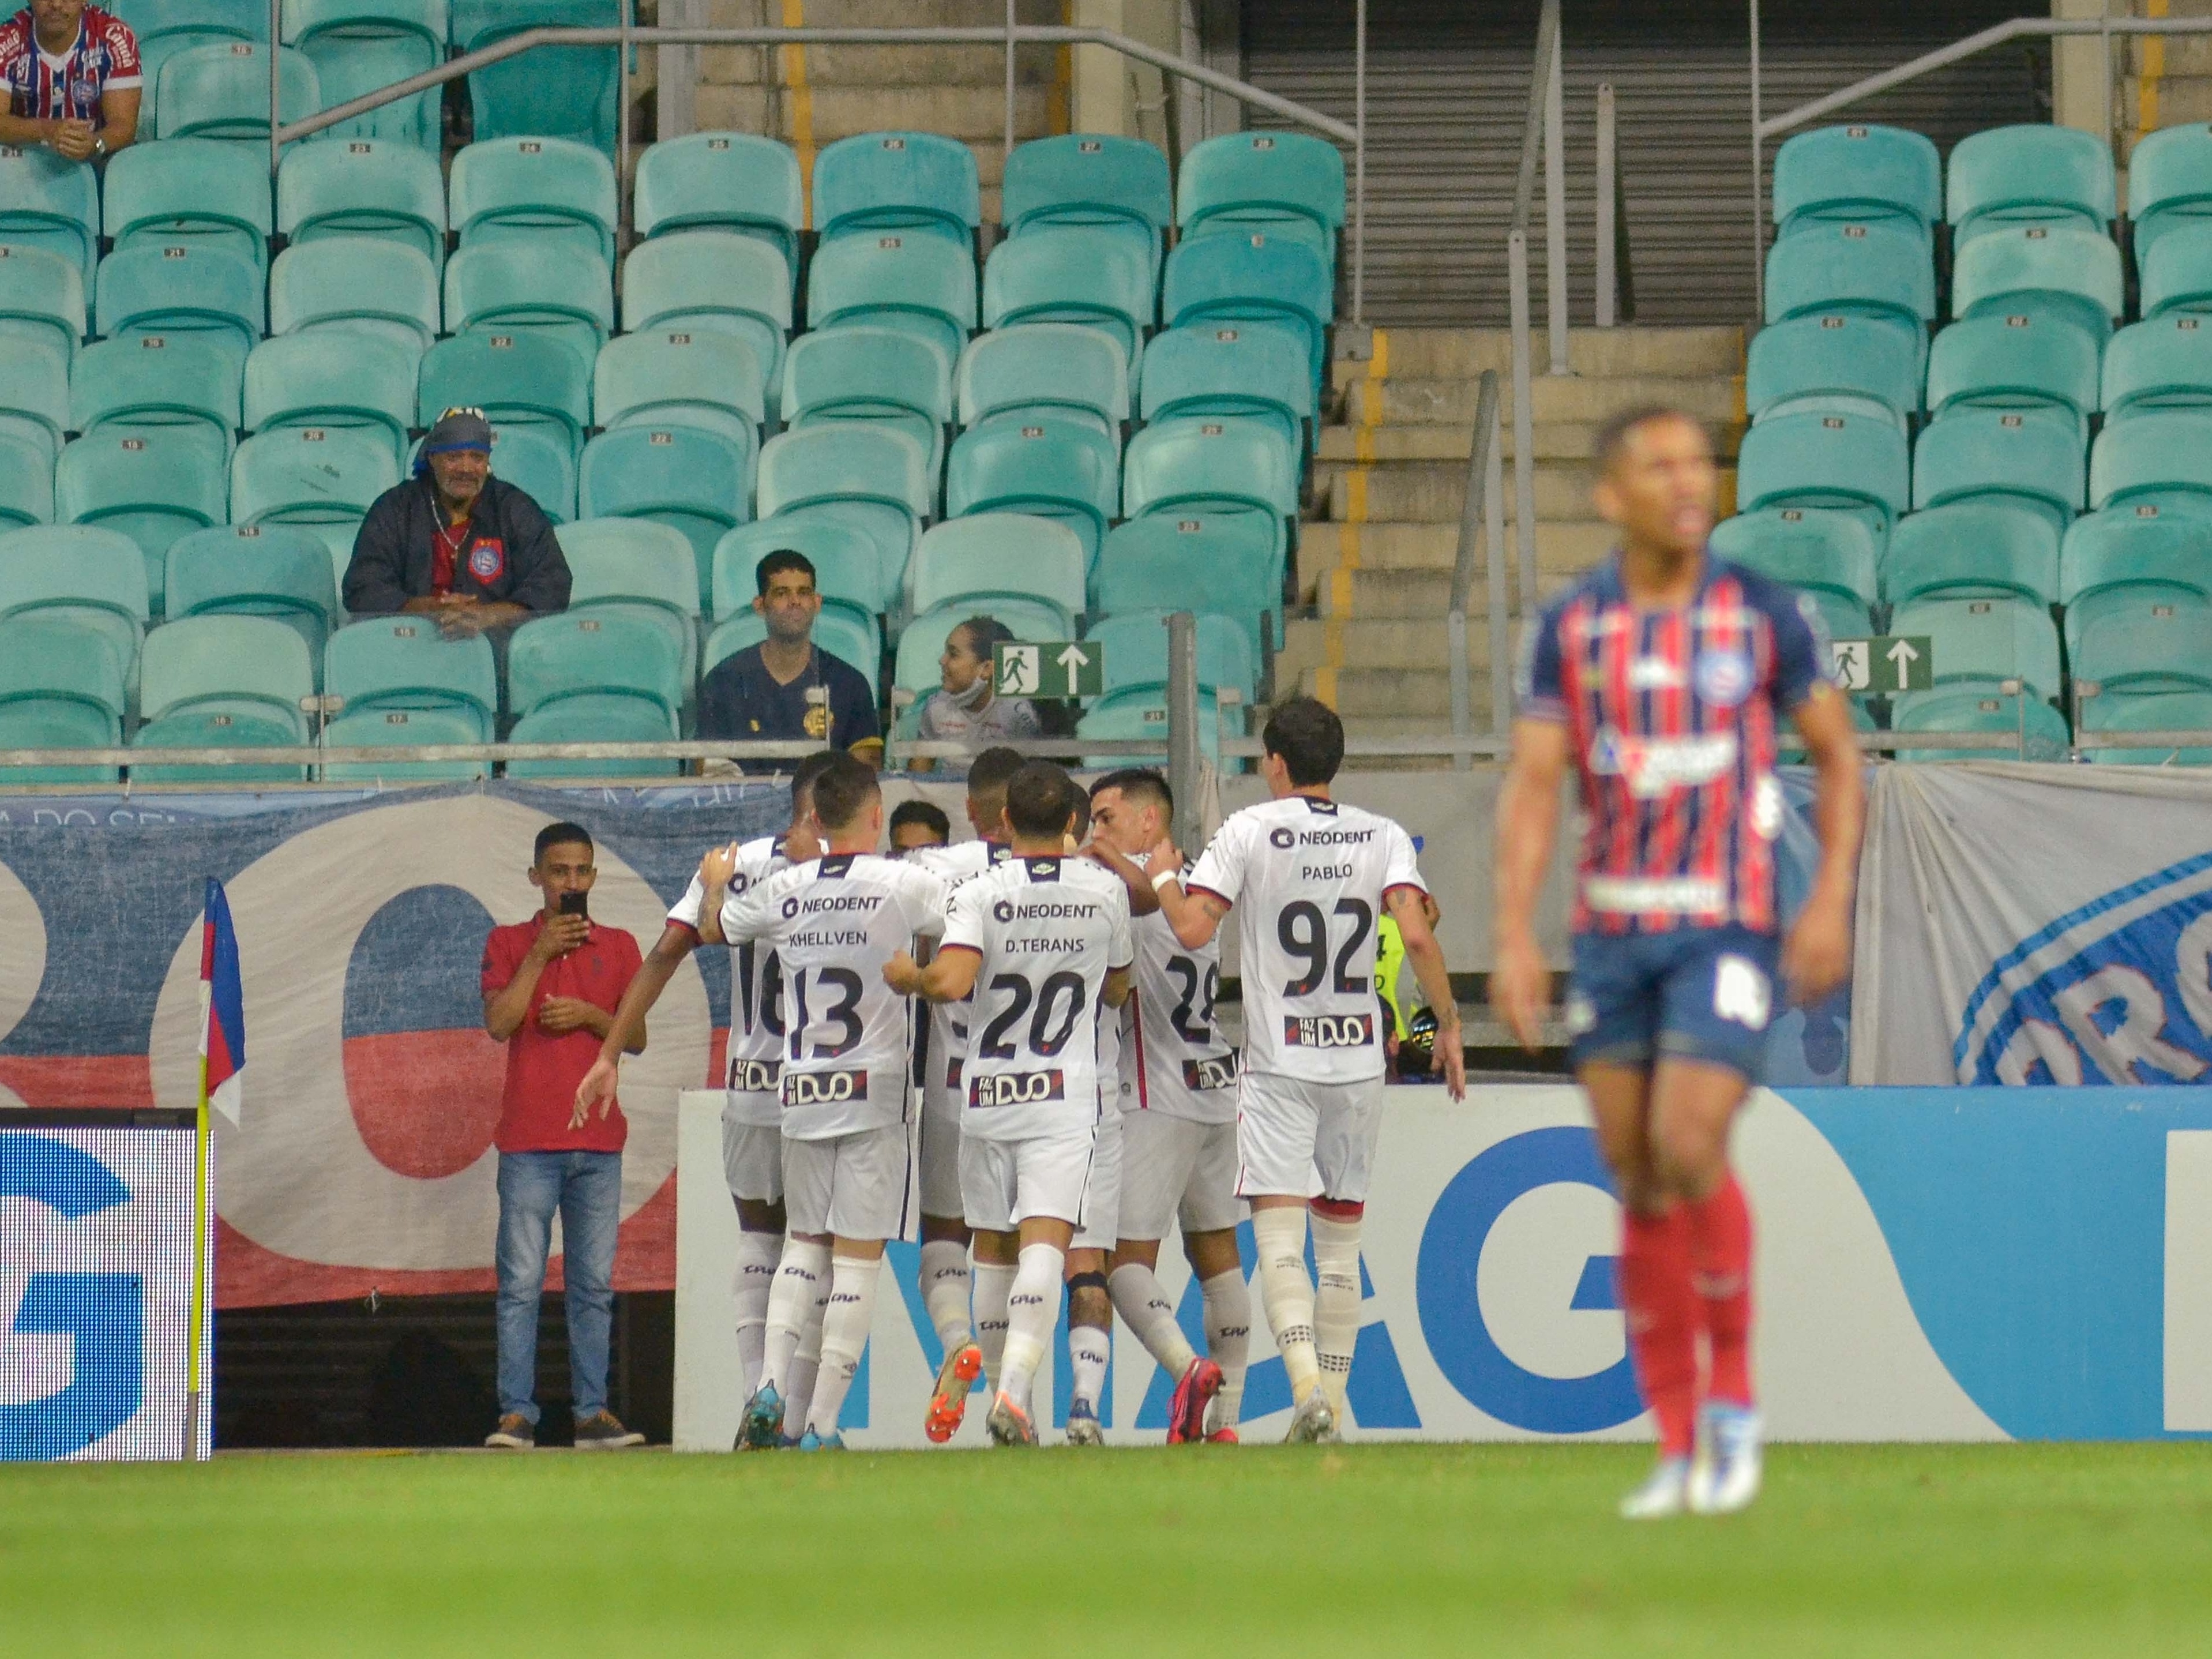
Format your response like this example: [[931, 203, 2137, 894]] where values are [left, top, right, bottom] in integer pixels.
[[972, 1261, 1016, 1391], [919, 1239, 974, 1352], [733, 1228, 783, 1398], [782, 1283, 827, 1442], [808, 1254, 880, 1437], [1068, 1323, 1110, 1415], [1200, 1267, 1252, 1431], [1251, 1207, 1321, 1404], [1109, 1261, 1198, 1379], [760, 1238, 830, 1402], [1310, 1212, 1363, 1422], [998, 1242, 1064, 1412]]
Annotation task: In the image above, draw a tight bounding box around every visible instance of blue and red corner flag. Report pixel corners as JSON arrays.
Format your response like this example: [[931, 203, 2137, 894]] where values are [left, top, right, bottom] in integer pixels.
[[197, 877, 243, 1127]]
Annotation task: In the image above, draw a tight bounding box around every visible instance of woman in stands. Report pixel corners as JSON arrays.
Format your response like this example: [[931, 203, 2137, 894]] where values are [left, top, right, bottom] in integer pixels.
[[909, 615, 1042, 777]]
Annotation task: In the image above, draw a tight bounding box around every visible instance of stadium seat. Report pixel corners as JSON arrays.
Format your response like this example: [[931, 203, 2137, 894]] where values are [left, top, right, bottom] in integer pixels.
[[0, 524, 149, 678], [282, 0, 445, 150], [1085, 607, 1257, 703], [2101, 315, 2212, 423], [2127, 122, 2212, 261], [117, 0, 268, 134], [2139, 220, 2212, 320], [505, 700, 683, 776], [1910, 408, 2084, 537], [320, 703, 492, 778], [756, 424, 933, 611], [711, 519, 880, 630], [0, 431, 51, 530], [0, 243, 85, 363], [1923, 314, 2098, 441], [268, 236, 438, 355], [130, 706, 309, 778], [1890, 684, 2071, 761], [132, 613, 313, 780], [1951, 226, 2124, 345], [70, 334, 242, 453], [1762, 221, 1935, 370], [1092, 512, 1283, 662], [2078, 689, 2212, 764], [945, 419, 1119, 571], [2072, 591, 2212, 696], [812, 131, 980, 248], [482, 424, 575, 522], [416, 330, 591, 463], [0, 617, 127, 783], [558, 516, 703, 686], [892, 598, 1066, 699], [450, 0, 619, 157], [2089, 410, 2212, 515], [1122, 416, 1300, 573], [243, 329, 415, 463], [103, 138, 272, 273], [506, 614, 683, 776], [958, 323, 1128, 440], [702, 606, 880, 691], [0, 147, 99, 286], [805, 230, 977, 376], [55, 429, 230, 606], [1890, 594, 2063, 699], [276, 138, 446, 269], [1708, 507, 1880, 617], [444, 241, 613, 371], [164, 521, 341, 659], [781, 326, 951, 474], [577, 426, 752, 596], [1162, 231, 1334, 390], [0, 337, 67, 465], [1176, 130, 1345, 270], [95, 242, 264, 367], [982, 226, 1155, 368], [594, 329, 762, 453], [1880, 501, 2061, 609], [449, 136, 617, 265], [229, 425, 399, 576], [155, 40, 318, 144], [1139, 322, 1313, 454], [620, 232, 791, 412], [1004, 133, 1172, 286], [1771, 123, 1942, 245], [1745, 314, 1923, 431], [2059, 505, 2212, 651], [1735, 412, 1913, 548], [1947, 124, 2115, 246], [324, 613, 498, 733], [909, 513, 1086, 634], [632, 132, 802, 290]]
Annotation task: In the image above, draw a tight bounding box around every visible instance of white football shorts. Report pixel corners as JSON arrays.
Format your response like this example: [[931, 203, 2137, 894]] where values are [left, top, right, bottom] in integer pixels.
[[960, 1120, 1099, 1234], [720, 1108, 783, 1204], [1235, 1070, 1385, 1204], [1071, 1107, 1123, 1252], [1119, 1109, 1242, 1240], [782, 1123, 912, 1241]]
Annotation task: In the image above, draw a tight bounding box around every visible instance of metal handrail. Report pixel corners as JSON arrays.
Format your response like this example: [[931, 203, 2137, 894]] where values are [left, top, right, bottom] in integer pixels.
[[1505, 0, 1565, 711], [1594, 83, 1632, 328], [1445, 370, 1504, 756]]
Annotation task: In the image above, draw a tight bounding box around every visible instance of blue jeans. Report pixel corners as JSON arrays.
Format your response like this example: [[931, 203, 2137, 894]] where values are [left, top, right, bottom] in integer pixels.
[[495, 1150, 622, 1425]]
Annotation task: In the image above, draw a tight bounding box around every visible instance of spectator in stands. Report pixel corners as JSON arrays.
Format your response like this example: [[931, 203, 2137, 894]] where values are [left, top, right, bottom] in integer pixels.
[[888, 798, 951, 854], [479, 821, 648, 1452], [699, 548, 882, 772], [0, 0, 140, 161], [343, 408, 570, 638], [907, 615, 1042, 777]]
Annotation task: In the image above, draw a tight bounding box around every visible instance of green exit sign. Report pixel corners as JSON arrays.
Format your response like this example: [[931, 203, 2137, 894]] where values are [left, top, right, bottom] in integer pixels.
[[993, 641, 1106, 699], [1831, 635, 1934, 695]]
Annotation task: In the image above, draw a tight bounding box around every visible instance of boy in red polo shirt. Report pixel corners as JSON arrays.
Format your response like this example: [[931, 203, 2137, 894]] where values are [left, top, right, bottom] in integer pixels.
[[479, 821, 647, 1449]]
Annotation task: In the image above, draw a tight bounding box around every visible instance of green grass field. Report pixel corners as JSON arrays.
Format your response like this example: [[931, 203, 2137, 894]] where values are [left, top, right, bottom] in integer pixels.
[[7, 1443, 2212, 1656]]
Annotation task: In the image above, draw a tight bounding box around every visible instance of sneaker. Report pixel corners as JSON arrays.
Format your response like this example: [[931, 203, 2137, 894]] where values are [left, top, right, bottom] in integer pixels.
[[1166, 1357, 1224, 1446], [924, 1341, 983, 1444], [797, 1428, 846, 1450], [573, 1411, 645, 1450], [737, 1382, 784, 1451], [985, 1389, 1037, 1447], [1618, 1455, 1693, 1521], [1688, 1403, 1763, 1515], [484, 1413, 534, 1450], [1064, 1399, 1105, 1446], [1205, 1427, 1241, 1444], [1282, 1387, 1336, 1445]]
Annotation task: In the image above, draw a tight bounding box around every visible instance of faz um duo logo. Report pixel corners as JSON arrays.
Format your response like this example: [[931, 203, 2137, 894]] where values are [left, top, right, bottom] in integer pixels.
[[1285, 1013, 1373, 1049], [970, 1069, 1065, 1107], [1955, 851, 2212, 1086], [783, 1069, 867, 1106]]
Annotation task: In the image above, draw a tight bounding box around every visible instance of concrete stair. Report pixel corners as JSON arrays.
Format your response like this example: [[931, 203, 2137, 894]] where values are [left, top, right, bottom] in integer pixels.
[[2121, 0, 2212, 168]]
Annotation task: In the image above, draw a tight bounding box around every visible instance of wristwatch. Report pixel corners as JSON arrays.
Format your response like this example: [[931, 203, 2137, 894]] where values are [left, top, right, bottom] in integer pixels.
[[92, 135, 106, 157]]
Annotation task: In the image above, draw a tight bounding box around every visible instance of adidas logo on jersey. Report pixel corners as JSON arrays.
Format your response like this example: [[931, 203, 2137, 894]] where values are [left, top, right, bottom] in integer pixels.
[[969, 1069, 1067, 1108], [782, 1068, 869, 1106], [1182, 1055, 1239, 1091], [1285, 1012, 1374, 1049], [728, 1057, 782, 1093]]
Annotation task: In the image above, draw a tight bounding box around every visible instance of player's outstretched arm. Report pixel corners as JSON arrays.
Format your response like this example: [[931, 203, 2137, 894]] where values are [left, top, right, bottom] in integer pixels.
[[1084, 839, 1162, 916], [1492, 716, 1569, 1052], [1146, 838, 1230, 949], [574, 923, 691, 1124], [1386, 888, 1465, 1101], [693, 843, 739, 945], [886, 945, 980, 1004], [1781, 685, 1865, 1006]]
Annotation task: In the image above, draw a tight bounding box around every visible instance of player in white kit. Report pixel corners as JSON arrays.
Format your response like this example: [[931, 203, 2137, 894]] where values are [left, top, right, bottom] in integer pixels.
[[1059, 784, 1120, 1445], [723, 756, 950, 1449], [1151, 699, 1464, 1442], [888, 762, 1132, 1447]]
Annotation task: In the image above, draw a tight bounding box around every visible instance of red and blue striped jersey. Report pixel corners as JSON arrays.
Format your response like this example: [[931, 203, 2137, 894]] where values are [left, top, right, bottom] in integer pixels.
[[1518, 553, 1832, 935], [1, 6, 140, 125]]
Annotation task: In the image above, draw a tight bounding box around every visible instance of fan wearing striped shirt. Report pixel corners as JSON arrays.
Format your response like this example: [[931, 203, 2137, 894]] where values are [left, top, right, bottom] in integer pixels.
[[0, 0, 140, 160]]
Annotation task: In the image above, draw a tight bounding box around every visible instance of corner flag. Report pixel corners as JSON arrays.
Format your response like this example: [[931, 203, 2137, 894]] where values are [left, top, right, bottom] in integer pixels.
[[198, 878, 243, 1128]]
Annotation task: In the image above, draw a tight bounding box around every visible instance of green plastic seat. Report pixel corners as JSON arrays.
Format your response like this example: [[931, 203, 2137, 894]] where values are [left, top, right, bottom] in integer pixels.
[[1880, 501, 2060, 609], [2140, 220, 2212, 320], [1072, 695, 1198, 768], [757, 424, 932, 609], [0, 616, 127, 782], [451, 0, 619, 157], [1772, 123, 1941, 243], [1084, 609, 1256, 703], [1746, 314, 1921, 432], [1122, 415, 1298, 575], [506, 611, 682, 731], [1890, 684, 2071, 762], [276, 138, 446, 269], [0, 431, 51, 529], [703, 607, 880, 692], [164, 522, 341, 662], [2071, 590, 2212, 695], [0, 146, 98, 287], [283, 0, 445, 150], [813, 130, 979, 248], [945, 418, 1118, 572], [130, 705, 309, 779], [577, 426, 753, 599], [595, 329, 764, 452], [620, 232, 791, 412], [1763, 221, 1933, 370], [321, 705, 490, 778], [558, 516, 704, 686], [55, 429, 229, 607], [269, 235, 439, 356], [155, 40, 318, 145], [1952, 226, 2123, 345], [893, 598, 1064, 697], [710, 519, 880, 626], [1139, 322, 1312, 453], [1890, 594, 2063, 699], [416, 329, 590, 464], [1947, 124, 2114, 247], [0, 524, 150, 677], [2127, 122, 2212, 261], [324, 613, 497, 732], [1708, 508, 1880, 613], [633, 132, 802, 290], [1911, 407, 2083, 539], [2060, 505, 2212, 640], [2089, 410, 2212, 516], [2079, 689, 2212, 764], [243, 330, 415, 465], [1177, 130, 1344, 271], [488, 425, 574, 523], [95, 242, 264, 368], [982, 226, 1154, 368], [805, 231, 975, 382], [957, 322, 1129, 438], [444, 241, 611, 371], [1162, 232, 1333, 391], [0, 242, 85, 365], [117, 0, 268, 136], [103, 138, 273, 273], [2102, 316, 2212, 424], [70, 335, 241, 455], [1736, 411, 1911, 550], [1004, 134, 1171, 287], [1924, 314, 2097, 441], [0, 337, 70, 465], [910, 513, 1085, 635], [449, 136, 617, 265], [506, 697, 683, 776], [230, 425, 399, 575], [781, 325, 950, 474], [1092, 512, 1283, 663], [141, 611, 314, 729]]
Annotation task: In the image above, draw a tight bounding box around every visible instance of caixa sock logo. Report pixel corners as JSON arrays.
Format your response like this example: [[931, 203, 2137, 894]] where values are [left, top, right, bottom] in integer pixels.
[[1955, 851, 2212, 1086]]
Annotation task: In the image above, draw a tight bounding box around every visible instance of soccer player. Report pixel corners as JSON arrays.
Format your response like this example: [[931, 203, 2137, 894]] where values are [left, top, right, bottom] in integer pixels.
[[1089, 768, 1249, 1444], [887, 762, 1133, 1447], [1491, 405, 1862, 1518], [888, 798, 951, 855], [1060, 783, 1118, 1446], [1150, 699, 1464, 1443], [723, 755, 951, 1448]]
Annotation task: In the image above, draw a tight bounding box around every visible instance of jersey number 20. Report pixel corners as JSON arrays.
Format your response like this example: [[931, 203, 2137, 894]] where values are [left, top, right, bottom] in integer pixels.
[[979, 971, 1087, 1059]]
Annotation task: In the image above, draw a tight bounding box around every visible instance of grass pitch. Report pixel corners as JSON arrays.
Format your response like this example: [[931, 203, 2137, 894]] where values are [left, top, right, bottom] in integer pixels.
[[6, 1443, 2212, 1656]]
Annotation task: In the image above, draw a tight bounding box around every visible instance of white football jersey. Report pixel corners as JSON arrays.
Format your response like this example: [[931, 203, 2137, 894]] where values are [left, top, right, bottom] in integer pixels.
[[940, 854, 1132, 1142], [1121, 849, 1238, 1123], [1185, 795, 1426, 1083], [720, 853, 948, 1139], [908, 839, 1017, 1112], [669, 835, 791, 1125]]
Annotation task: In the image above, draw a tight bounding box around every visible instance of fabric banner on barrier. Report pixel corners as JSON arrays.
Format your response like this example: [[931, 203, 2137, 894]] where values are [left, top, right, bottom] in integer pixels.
[[1852, 764, 2212, 1086]]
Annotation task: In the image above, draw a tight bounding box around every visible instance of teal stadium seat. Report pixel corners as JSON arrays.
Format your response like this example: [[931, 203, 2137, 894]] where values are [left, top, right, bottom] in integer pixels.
[[633, 133, 802, 291], [1951, 225, 2124, 346], [704, 606, 880, 690], [417, 329, 591, 462], [1176, 130, 1345, 272], [806, 230, 977, 376], [1880, 501, 2060, 609], [449, 136, 617, 265], [230, 425, 399, 575], [1947, 124, 2115, 246], [0, 146, 99, 285], [1162, 231, 1333, 391], [1708, 508, 1880, 622], [0, 524, 151, 678], [243, 329, 416, 463], [276, 138, 446, 269], [95, 242, 264, 368], [321, 701, 489, 777], [1, 337, 71, 464], [957, 323, 1129, 438], [103, 138, 272, 272], [558, 516, 703, 685], [812, 131, 979, 247], [711, 520, 880, 630], [945, 418, 1119, 571], [781, 326, 951, 474], [1891, 685, 2072, 761], [1890, 594, 2063, 699], [114, 0, 266, 134], [1924, 314, 2098, 440], [2079, 689, 2212, 764], [756, 423, 933, 611], [2090, 410, 2212, 515], [2127, 122, 2212, 260], [506, 613, 683, 776], [1735, 411, 1912, 549], [485, 425, 575, 521], [0, 432, 52, 528], [621, 232, 791, 412], [164, 521, 341, 659], [70, 334, 241, 453], [1122, 416, 1298, 573], [283, 0, 444, 150], [133, 613, 313, 780], [2139, 220, 2212, 319], [0, 242, 85, 363], [55, 428, 229, 606], [1004, 134, 1171, 287], [577, 426, 752, 596], [1092, 512, 1283, 662], [983, 226, 1155, 368], [893, 598, 1065, 699], [324, 613, 497, 732], [268, 236, 438, 354], [910, 513, 1085, 634], [595, 329, 763, 452], [451, 0, 619, 157], [1086, 608, 1256, 702], [444, 241, 613, 371], [0, 617, 127, 783], [1771, 123, 1941, 245], [1762, 221, 1934, 371], [1911, 408, 2083, 538], [1745, 314, 1921, 431], [2072, 591, 2212, 696], [155, 41, 318, 144], [1140, 322, 1313, 454], [2059, 504, 2212, 645], [2101, 315, 2212, 423]]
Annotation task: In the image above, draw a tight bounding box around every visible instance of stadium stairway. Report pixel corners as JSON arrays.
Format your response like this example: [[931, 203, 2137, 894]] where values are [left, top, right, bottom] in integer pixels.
[[2124, 0, 2212, 170], [1291, 325, 1745, 748]]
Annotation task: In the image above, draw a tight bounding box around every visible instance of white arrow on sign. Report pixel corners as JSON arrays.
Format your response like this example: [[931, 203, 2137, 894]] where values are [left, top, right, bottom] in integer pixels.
[[1055, 643, 1091, 693], [1885, 637, 1920, 688]]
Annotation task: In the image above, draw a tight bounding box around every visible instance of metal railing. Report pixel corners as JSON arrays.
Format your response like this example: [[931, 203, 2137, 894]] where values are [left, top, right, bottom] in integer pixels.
[[1445, 370, 1505, 756], [1505, 0, 1568, 707], [1594, 82, 1632, 329]]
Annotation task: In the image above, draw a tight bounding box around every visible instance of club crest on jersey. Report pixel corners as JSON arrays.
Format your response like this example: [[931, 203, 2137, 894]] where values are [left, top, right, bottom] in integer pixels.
[[1693, 648, 1753, 707], [1269, 827, 1297, 849], [970, 1068, 1066, 1108], [728, 1057, 782, 1093], [1285, 1012, 1373, 1049], [467, 538, 505, 583], [1182, 1054, 1240, 1091], [783, 1068, 867, 1106]]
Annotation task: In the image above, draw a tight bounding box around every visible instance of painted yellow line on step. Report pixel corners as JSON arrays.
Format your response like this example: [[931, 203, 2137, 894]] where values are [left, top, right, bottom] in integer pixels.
[[1317, 329, 1391, 710], [2140, 0, 2168, 145], [783, 0, 814, 228]]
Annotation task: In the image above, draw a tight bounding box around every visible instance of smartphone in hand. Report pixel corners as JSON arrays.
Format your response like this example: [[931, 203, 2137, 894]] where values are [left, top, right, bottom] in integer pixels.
[[558, 891, 589, 919]]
